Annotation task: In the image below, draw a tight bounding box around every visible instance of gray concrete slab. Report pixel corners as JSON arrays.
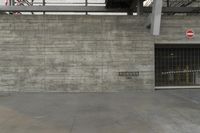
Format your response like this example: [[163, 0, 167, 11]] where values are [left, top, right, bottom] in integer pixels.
[[0, 90, 200, 133]]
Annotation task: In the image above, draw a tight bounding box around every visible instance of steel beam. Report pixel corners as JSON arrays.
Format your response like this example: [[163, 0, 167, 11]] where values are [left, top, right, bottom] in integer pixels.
[[151, 0, 162, 36], [0, 6, 130, 12], [145, 7, 200, 13], [0, 6, 200, 13], [161, 7, 200, 13]]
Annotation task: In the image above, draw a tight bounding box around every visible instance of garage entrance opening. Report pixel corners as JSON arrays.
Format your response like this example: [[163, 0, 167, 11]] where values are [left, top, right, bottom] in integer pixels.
[[155, 44, 200, 87]]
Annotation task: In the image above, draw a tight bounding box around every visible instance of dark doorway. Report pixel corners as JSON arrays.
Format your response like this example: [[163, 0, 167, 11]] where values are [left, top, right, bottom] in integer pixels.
[[155, 44, 200, 87]]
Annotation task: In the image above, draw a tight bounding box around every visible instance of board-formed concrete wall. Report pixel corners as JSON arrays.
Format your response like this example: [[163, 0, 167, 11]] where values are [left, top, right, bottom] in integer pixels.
[[156, 16, 200, 43], [0, 15, 199, 92]]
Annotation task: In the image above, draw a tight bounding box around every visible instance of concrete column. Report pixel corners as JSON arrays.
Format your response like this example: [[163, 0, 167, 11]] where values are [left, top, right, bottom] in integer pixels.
[[151, 0, 163, 36]]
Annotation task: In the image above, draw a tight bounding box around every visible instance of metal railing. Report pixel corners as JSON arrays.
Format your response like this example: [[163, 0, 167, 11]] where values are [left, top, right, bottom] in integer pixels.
[[144, 0, 200, 7], [2, 0, 106, 6], [165, 0, 200, 7], [1, 0, 200, 15]]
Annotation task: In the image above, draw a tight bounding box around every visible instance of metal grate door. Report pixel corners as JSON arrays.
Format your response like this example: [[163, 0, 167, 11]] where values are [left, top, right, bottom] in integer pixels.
[[155, 44, 200, 87]]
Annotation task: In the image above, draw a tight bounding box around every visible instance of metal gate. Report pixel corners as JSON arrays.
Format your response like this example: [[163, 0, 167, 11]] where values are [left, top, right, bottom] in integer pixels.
[[155, 44, 200, 87]]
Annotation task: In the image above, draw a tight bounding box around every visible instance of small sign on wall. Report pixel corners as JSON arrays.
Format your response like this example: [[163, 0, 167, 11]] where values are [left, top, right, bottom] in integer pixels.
[[119, 71, 139, 79], [186, 29, 195, 39]]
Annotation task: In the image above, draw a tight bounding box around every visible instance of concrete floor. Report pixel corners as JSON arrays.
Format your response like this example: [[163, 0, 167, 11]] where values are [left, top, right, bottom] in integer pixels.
[[0, 90, 200, 133]]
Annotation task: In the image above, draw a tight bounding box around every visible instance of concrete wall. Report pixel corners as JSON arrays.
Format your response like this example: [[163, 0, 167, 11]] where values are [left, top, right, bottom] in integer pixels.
[[0, 15, 199, 92], [156, 16, 200, 43]]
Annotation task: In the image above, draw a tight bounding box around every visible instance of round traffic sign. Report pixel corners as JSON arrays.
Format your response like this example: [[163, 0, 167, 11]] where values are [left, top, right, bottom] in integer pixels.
[[186, 29, 195, 39]]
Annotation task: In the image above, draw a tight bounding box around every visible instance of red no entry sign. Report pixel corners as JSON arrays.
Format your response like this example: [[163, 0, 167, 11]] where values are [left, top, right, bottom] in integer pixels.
[[186, 29, 195, 39]]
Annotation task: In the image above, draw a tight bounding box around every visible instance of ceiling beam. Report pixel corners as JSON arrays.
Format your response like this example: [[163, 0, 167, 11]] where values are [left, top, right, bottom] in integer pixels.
[[0, 6, 130, 12], [0, 6, 199, 13]]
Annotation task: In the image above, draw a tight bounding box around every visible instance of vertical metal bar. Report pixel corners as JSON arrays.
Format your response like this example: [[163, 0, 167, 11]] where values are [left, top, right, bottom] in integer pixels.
[[164, 47, 167, 86], [167, 0, 170, 7], [183, 47, 185, 85], [165, 48, 166, 86], [127, 12, 133, 15], [189, 48, 191, 85], [175, 48, 177, 86], [9, 0, 14, 14], [161, 48, 162, 86], [185, 48, 186, 85], [175, 48, 177, 85], [9, 0, 11, 6], [85, 0, 88, 15], [158, 48, 160, 86], [189, 48, 190, 85], [190, 48, 192, 84], [186, 48, 189, 85], [163, 48, 165, 86], [178, 48, 180, 86], [198, 48, 199, 85], [179, 48, 181, 85], [171, 48, 174, 86], [161, 48, 163, 86], [158, 48, 159, 86], [166, 48, 167, 86], [128, 0, 133, 15], [197, 48, 200, 85], [189, 48, 193, 83], [177, 48, 179, 86], [155, 47, 157, 86], [43, 0, 45, 15], [31, 0, 34, 14], [168, 48, 170, 86], [194, 48, 196, 85], [199, 48, 200, 85], [171, 48, 173, 86], [137, 0, 143, 16], [158, 48, 161, 86], [11, 0, 15, 6]]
